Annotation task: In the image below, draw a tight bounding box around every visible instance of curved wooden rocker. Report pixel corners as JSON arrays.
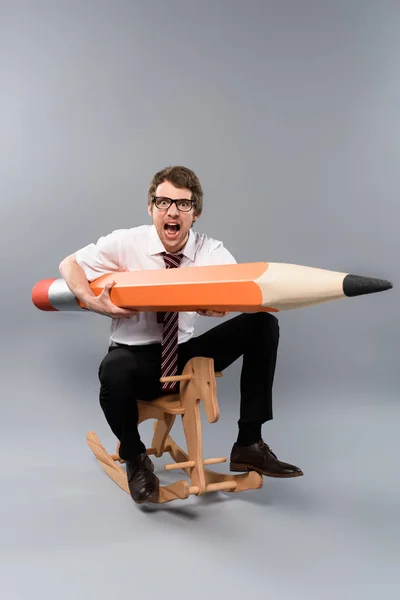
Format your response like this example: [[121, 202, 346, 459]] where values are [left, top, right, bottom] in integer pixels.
[[86, 356, 263, 504]]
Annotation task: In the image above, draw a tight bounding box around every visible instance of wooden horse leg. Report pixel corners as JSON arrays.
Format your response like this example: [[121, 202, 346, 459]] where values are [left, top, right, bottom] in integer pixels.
[[164, 431, 263, 495], [150, 413, 176, 458]]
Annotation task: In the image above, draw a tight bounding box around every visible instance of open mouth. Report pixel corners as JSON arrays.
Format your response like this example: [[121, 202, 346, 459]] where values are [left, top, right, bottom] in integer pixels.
[[164, 223, 181, 238]]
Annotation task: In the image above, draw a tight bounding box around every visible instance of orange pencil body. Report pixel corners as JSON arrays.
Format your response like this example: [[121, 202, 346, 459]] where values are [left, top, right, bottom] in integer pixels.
[[84, 263, 276, 312]]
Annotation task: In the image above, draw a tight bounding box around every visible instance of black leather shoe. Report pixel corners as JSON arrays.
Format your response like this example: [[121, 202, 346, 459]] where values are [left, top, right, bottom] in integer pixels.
[[230, 439, 303, 478], [125, 453, 160, 503]]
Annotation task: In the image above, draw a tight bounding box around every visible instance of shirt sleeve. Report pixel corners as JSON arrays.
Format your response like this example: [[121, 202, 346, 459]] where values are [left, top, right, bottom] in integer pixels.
[[207, 241, 237, 266], [75, 230, 125, 281]]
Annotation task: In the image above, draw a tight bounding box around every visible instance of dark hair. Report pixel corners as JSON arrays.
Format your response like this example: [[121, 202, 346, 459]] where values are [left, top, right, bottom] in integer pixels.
[[148, 165, 203, 218]]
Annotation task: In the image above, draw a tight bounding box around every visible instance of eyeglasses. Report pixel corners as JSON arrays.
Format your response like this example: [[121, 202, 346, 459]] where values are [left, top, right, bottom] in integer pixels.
[[152, 196, 195, 212]]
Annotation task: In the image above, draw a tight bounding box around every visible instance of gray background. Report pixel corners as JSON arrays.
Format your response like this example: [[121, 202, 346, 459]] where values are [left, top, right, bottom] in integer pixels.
[[1, 1, 399, 599]]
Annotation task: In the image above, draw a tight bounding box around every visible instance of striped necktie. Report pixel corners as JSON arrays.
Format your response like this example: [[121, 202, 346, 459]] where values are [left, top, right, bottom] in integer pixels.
[[159, 252, 184, 391]]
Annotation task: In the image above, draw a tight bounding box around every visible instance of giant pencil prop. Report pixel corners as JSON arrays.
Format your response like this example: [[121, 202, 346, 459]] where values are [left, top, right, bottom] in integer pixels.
[[32, 262, 393, 314]]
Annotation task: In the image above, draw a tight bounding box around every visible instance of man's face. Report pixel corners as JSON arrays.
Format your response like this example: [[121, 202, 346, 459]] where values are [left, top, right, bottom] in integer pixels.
[[148, 180, 197, 253]]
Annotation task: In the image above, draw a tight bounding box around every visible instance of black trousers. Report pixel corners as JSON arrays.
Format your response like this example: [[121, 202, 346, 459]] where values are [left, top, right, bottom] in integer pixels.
[[98, 312, 279, 459]]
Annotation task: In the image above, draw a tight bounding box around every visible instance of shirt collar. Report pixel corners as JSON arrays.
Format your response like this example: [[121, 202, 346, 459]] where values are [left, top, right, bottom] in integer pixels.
[[148, 224, 196, 261]]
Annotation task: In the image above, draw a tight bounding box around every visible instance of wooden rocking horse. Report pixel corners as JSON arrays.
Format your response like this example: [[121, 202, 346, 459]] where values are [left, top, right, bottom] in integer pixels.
[[86, 356, 263, 503]]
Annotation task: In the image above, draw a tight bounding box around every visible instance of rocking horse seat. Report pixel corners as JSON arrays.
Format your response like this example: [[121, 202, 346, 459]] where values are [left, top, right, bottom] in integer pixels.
[[86, 356, 264, 504], [138, 394, 184, 415]]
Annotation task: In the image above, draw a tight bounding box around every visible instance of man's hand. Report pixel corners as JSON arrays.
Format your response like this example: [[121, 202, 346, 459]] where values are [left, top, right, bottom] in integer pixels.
[[85, 280, 139, 319], [196, 309, 229, 317]]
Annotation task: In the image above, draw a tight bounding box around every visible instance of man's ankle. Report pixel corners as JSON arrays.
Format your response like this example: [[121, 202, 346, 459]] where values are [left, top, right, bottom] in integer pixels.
[[236, 422, 262, 446], [120, 442, 147, 462]]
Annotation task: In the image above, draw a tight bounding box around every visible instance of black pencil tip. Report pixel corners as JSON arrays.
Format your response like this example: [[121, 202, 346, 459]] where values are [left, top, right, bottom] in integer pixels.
[[343, 274, 393, 297]]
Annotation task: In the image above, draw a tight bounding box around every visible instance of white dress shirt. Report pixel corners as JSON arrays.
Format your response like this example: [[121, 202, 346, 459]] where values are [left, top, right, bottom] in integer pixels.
[[75, 224, 237, 346]]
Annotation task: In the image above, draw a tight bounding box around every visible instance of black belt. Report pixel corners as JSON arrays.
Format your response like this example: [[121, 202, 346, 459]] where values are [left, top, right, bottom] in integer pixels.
[[111, 341, 162, 351]]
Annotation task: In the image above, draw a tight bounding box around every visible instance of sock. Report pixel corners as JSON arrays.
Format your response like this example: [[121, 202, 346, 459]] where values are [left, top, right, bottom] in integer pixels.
[[236, 422, 262, 446]]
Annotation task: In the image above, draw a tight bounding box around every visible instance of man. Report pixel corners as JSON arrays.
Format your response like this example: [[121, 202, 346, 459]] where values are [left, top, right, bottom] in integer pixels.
[[59, 165, 302, 504]]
